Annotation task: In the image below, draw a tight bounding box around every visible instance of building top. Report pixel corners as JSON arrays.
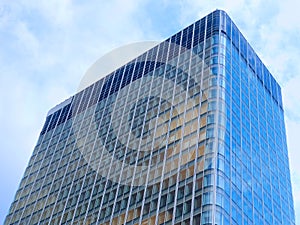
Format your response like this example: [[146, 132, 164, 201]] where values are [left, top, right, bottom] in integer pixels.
[[47, 97, 73, 116], [164, 10, 282, 108], [44, 9, 283, 134]]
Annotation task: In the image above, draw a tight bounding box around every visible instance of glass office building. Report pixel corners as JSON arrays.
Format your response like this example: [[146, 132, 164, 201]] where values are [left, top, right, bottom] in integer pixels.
[[5, 10, 295, 225]]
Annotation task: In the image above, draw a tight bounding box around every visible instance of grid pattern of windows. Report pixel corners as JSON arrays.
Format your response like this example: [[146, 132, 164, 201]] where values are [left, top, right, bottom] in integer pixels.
[[5, 10, 295, 225], [218, 12, 295, 224]]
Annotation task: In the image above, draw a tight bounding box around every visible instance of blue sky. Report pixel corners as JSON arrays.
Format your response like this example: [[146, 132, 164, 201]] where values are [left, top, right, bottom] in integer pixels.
[[0, 0, 300, 223]]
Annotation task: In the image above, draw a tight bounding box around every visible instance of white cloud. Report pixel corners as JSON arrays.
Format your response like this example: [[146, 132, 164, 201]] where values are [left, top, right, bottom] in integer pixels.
[[13, 22, 40, 58], [0, 0, 155, 223], [19, 0, 74, 27], [276, 0, 300, 31]]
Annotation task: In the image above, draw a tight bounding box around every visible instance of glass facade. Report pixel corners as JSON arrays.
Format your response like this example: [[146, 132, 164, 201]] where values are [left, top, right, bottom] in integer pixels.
[[5, 10, 295, 225]]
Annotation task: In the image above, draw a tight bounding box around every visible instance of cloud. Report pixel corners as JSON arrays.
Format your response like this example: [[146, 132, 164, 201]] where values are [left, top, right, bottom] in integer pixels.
[[276, 0, 300, 31], [0, 0, 156, 223], [286, 116, 300, 222], [283, 76, 300, 120]]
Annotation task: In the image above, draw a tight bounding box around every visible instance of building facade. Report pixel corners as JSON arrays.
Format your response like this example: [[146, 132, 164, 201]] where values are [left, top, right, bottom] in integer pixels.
[[5, 10, 295, 225]]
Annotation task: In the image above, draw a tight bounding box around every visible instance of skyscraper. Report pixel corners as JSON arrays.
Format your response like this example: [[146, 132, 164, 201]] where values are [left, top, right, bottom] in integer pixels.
[[5, 9, 295, 225]]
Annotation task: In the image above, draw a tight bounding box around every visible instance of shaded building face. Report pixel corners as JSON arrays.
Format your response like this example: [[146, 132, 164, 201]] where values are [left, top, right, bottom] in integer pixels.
[[5, 10, 295, 225]]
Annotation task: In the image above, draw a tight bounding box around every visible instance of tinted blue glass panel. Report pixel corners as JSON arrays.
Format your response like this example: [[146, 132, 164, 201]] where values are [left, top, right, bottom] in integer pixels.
[[270, 76, 278, 103], [181, 25, 193, 49], [240, 34, 247, 60], [212, 10, 220, 33], [220, 10, 226, 32], [193, 20, 201, 47], [88, 80, 104, 107], [71, 89, 84, 114], [40, 114, 53, 135], [207, 12, 212, 31], [232, 23, 239, 48], [263, 66, 271, 92], [225, 14, 231, 37], [170, 31, 181, 46], [255, 57, 263, 82], [247, 45, 255, 71], [47, 108, 61, 131], [58, 103, 72, 124], [199, 18, 206, 43], [78, 84, 93, 113], [277, 85, 283, 108]]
